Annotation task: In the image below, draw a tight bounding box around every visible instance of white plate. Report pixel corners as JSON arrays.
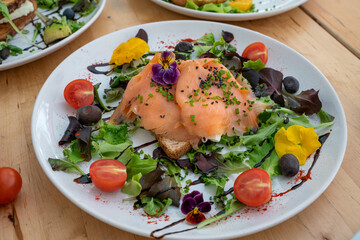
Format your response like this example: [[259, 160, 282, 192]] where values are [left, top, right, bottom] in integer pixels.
[[0, 0, 106, 71], [151, 0, 307, 21], [31, 20, 346, 239]]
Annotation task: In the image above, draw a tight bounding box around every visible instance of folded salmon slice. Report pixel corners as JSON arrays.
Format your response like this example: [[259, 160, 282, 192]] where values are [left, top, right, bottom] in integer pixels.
[[109, 53, 199, 145], [176, 59, 267, 141], [110, 54, 268, 147]]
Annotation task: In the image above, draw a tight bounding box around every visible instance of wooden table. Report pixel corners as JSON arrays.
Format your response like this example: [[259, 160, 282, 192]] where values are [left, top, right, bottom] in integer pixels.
[[1, 0, 359, 239]]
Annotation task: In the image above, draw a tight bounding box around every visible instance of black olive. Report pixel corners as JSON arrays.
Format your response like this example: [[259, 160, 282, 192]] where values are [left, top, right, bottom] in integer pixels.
[[222, 30, 234, 43], [174, 41, 193, 53], [241, 68, 259, 89], [283, 76, 300, 93], [63, 8, 75, 20], [76, 105, 102, 126], [279, 154, 299, 177], [0, 47, 10, 60]]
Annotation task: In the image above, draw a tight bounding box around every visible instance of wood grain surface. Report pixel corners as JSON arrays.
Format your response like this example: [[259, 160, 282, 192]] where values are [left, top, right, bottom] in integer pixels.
[[1, 0, 359, 239]]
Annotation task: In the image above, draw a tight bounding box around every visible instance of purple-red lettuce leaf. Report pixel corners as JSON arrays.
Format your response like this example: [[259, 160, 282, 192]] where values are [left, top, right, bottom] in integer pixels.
[[259, 68, 283, 95], [288, 89, 322, 115], [147, 175, 181, 207], [59, 116, 81, 145]]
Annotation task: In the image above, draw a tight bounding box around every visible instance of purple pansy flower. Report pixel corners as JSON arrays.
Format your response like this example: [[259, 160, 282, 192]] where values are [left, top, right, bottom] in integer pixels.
[[181, 190, 211, 215], [152, 51, 180, 85]]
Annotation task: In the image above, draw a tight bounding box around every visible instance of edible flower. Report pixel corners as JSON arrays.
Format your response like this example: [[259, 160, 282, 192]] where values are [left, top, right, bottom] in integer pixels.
[[110, 37, 150, 66], [152, 51, 180, 85], [181, 190, 211, 224], [274, 125, 321, 165]]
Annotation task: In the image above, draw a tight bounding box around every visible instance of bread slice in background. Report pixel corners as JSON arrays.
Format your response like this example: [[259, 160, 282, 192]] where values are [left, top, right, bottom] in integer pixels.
[[157, 135, 192, 160], [0, 0, 36, 41], [0, 0, 27, 19]]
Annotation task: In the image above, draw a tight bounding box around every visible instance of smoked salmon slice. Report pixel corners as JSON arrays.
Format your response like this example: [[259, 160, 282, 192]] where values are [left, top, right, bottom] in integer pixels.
[[110, 54, 268, 148]]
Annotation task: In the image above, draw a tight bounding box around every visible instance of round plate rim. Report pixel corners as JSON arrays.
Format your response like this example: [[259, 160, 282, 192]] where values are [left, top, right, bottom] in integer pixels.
[[150, 0, 308, 21], [31, 20, 347, 240]]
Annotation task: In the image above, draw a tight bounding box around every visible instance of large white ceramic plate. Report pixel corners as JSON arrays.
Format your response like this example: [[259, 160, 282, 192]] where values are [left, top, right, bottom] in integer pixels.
[[151, 0, 307, 21], [0, 0, 106, 71], [31, 20, 346, 239]]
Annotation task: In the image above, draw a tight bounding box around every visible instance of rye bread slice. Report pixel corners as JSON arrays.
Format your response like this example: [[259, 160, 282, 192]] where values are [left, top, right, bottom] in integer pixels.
[[156, 135, 192, 160]]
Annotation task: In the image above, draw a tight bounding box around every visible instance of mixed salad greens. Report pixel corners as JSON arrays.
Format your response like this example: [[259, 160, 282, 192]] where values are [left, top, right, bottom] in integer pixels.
[[0, 0, 98, 64], [47, 29, 334, 236], [163, 0, 257, 14]]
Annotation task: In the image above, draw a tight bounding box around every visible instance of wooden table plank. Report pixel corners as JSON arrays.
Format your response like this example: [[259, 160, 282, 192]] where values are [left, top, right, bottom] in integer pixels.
[[302, 0, 360, 57], [0, 0, 359, 240]]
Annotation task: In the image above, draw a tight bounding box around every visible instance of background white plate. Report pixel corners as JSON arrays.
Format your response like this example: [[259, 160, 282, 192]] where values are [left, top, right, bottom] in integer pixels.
[[151, 0, 307, 21], [0, 0, 106, 71], [31, 20, 346, 239]]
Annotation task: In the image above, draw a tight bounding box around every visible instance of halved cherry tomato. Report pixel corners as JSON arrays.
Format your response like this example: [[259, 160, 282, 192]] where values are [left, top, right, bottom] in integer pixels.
[[64, 79, 94, 109], [0, 167, 22, 205], [233, 168, 271, 207], [89, 159, 127, 192], [242, 42, 268, 64]]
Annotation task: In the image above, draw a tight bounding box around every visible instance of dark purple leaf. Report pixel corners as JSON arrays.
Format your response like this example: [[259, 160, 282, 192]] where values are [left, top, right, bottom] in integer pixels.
[[181, 197, 197, 214], [147, 176, 181, 206], [197, 202, 211, 213], [199, 52, 218, 58], [223, 51, 249, 63], [139, 165, 164, 190], [74, 127, 92, 161], [259, 68, 283, 96], [59, 116, 81, 145], [271, 92, 285, 107], [195, 152, 218, 175], [153, 147, 169, 160], [289, 89, 322, 115], [135, 28, 148, 43], [176, 158, 194, 171], [222, 30, 234, 43]]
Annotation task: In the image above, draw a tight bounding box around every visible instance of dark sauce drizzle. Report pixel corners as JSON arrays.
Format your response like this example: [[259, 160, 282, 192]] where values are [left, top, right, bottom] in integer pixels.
[[189, 177, 204, 186], [87, 63, 112, 75], [134, 139, 158, 151], [254, 147, 274, 168], [272, 132, 330, 198]]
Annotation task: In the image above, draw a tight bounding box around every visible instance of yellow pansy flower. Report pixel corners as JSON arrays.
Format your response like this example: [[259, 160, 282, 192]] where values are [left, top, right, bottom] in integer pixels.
[[109, 37, 150, 66], [229, 0, 253, 12], [274, 125, 321, 165]]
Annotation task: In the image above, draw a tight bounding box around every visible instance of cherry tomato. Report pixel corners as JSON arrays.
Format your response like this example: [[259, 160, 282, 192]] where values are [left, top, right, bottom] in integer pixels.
[[64, 79, 94, 109], [233, 168, 271, 207], [0, 167, 22, 205], [89, 159, 127, 192], [242, 42, 268, 64]]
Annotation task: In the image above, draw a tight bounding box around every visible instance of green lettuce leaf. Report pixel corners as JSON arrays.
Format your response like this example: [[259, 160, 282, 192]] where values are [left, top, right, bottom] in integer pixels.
[[141, 197, 172, 217], [99, 140, 132, 159], [197, 198, 245, 229], [48, 158, 85, 175], [243, 59, 265, 72], [247, 138, 280, 177], [122, 173, 142, 196], [317, 109, 335, 123], [96, 120, 129, 145], [126, 154, 158, 180]]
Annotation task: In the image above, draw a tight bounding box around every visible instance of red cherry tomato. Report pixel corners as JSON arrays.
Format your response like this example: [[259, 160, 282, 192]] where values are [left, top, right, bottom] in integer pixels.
[[233, 168, 271, 207], [0, 167, 22, 205], [64, 79, 94, 109], [89, 159, 127, 192], [242, 42, 268, 64]]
